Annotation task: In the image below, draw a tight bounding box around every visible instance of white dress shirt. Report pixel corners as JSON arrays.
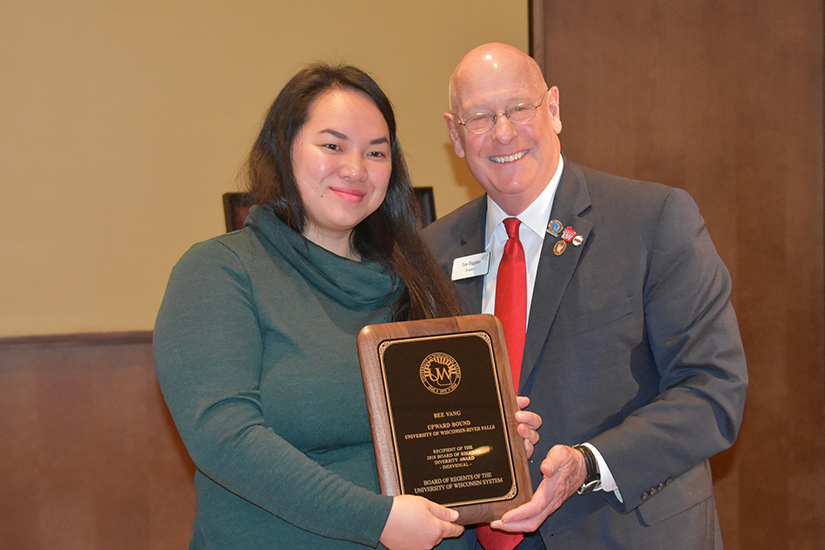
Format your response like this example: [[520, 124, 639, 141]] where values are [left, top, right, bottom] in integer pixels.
[[480, 155, 623, 501]]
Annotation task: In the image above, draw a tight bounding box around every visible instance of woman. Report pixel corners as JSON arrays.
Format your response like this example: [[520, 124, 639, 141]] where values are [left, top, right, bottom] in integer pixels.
[[154, 64, 536, 550]]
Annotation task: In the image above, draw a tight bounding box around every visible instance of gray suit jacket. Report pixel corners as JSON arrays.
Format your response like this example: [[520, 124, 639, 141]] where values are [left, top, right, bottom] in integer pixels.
[[424, 160, 748, 549]]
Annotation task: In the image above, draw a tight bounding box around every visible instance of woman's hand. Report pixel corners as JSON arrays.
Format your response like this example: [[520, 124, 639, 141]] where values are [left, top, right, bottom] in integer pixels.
[[515, 396, 541, 459], [379, 495, 464, 550]]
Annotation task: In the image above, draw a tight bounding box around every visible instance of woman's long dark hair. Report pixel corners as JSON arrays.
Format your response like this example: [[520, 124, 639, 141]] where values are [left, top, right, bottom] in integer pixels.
[[245, 63, 460, 321]]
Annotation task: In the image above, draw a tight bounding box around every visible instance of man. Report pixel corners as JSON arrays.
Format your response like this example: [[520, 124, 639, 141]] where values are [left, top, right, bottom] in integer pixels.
[[424, 43, 748, 549]]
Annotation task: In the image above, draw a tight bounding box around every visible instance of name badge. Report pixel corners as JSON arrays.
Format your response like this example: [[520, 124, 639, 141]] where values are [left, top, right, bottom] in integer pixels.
[[451, 252, 490, 281]]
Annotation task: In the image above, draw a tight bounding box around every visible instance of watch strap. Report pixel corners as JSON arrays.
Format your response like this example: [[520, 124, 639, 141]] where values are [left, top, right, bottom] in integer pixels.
[[572, 444, 601, 495]]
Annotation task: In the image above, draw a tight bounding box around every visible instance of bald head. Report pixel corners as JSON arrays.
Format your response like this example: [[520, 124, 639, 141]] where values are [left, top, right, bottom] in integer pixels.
[[449, 43, 547, 114]]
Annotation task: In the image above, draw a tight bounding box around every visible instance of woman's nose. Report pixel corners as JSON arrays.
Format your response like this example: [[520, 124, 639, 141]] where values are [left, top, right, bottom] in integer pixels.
[[340, 154, 367, 181]]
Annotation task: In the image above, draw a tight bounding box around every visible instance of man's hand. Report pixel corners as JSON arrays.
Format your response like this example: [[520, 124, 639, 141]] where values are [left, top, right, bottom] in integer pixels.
[[379, 495, 464, 550], [515, 396, 541, 459], [488, 444, 587, 533]]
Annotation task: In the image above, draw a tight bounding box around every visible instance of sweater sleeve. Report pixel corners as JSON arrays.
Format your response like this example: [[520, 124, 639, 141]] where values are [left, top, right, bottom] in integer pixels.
[[153, 238, 393, 546]]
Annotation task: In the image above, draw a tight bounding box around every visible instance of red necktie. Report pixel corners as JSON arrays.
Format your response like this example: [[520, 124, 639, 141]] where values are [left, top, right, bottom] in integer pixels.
[[495, 217, 527, 389], [477, 217, 526, 550]]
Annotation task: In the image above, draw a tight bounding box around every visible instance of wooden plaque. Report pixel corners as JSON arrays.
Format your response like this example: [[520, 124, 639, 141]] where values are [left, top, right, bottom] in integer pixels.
[[357, 314, 533, 525]]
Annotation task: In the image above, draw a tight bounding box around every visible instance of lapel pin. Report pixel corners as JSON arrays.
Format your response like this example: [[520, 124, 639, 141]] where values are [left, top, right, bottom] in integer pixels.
[[553, 240, 567, 256], [547, 219, 563, 237], [572, 235, 584, 247], [562, 226, 576, 242]]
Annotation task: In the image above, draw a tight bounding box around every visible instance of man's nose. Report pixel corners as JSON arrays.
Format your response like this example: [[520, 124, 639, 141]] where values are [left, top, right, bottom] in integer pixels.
[[492, 114, 518, 144]]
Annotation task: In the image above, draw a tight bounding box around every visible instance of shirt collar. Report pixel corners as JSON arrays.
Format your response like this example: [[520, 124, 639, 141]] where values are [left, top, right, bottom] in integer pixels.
[[485, 154, 564, 246]]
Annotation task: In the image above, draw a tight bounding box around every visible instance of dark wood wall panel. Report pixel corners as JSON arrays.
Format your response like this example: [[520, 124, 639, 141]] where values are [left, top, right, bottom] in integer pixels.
[[0, 340, 195, 550], [533, 1, 825, 549]]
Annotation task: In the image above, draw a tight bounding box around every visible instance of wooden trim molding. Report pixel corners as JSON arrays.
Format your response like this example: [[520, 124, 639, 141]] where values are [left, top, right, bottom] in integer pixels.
[[529, 0, 545, 71], [0, 331, 153, 348]]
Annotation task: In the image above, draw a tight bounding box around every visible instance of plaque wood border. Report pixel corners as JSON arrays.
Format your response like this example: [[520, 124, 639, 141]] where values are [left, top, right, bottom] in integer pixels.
[[357, 314, 533, 525]]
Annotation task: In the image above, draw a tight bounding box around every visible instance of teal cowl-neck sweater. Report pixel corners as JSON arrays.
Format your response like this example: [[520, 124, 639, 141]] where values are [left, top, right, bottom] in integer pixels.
[[154, 206, 469, 549]]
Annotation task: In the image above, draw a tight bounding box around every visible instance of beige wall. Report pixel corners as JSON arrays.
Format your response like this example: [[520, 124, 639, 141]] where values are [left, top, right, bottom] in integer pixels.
[[1, 1, 528, 337]]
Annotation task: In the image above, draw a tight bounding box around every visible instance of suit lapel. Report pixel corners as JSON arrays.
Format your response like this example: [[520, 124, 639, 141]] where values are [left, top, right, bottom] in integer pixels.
[[445, 198, 487, 315], [520, 161, 593, 391]]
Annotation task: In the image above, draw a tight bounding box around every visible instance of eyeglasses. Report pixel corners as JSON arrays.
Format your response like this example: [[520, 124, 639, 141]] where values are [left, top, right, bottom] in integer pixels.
[[455, 89, 549, 134]]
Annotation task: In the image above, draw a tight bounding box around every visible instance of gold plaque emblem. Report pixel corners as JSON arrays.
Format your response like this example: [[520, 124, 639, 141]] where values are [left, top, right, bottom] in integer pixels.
[[419, 352, 462, 395]]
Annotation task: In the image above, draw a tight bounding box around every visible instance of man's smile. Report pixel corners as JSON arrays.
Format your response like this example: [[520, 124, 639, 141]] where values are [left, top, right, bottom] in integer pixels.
[[490, 150, 528, 164]]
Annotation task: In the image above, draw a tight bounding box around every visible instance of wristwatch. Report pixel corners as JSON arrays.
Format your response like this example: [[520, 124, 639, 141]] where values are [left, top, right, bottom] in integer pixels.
[[572, 444, 601, 495]]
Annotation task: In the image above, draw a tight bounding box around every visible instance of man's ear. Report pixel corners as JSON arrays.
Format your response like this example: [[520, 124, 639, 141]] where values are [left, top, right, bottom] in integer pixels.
[[548, 86, 562, 135], [444, 113, 466, 158]]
